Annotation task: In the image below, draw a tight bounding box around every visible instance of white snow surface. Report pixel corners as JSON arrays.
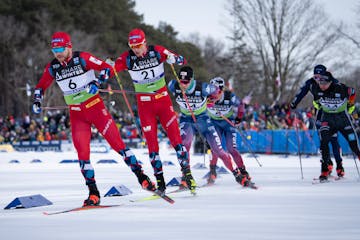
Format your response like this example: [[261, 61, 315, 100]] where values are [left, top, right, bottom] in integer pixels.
[[1, 142, 360, 240]]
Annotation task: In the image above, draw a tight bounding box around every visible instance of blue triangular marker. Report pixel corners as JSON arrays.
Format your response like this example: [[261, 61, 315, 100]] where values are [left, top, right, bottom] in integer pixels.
[[4, 194, 52, 209], [104, 185, 132, 197], [166, 177, 182, 186]]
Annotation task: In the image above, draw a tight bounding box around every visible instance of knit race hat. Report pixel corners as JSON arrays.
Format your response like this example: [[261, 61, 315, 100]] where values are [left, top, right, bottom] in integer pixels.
[[51, 32, 72, 48], [128, 28, 146, 46], [178, 66, 194, 81], [313, 64, 326, 75], [210, 77, 225, 89]]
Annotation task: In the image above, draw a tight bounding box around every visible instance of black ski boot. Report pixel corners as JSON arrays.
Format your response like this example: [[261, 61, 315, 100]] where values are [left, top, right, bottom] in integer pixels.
[[207, 165, 217, 184], [336, 162, 345, 177], [232, 169, 250, 187], [134, 169, 156, 191], [182, 167, 197, 194], [83, 183, 100, 207], [319, 160, 330, 182], [155, 173, 166, 196]]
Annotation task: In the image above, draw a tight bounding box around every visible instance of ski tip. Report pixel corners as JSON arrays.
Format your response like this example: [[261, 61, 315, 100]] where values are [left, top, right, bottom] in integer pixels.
[[246, 182, 258, 190]]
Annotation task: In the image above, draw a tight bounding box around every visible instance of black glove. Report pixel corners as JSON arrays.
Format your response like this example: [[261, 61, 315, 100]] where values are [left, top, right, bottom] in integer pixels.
[[290, 102, 296, 109], [234, 117, 242, 125], [87, 81, 99, 94], [32, 88, 43, 114], [32, 101, 41, 114]]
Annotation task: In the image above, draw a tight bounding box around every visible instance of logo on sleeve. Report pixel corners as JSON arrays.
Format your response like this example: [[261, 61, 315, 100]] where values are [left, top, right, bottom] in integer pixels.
[[89, 56, 102, 65]]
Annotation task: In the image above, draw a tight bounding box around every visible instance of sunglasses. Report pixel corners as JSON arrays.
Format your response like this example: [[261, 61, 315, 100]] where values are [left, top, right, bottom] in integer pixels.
[[52, 47, 66, 53], [180, 78, 191, 84], [317, 80, 331, 85], [129, 43, 145, 49]]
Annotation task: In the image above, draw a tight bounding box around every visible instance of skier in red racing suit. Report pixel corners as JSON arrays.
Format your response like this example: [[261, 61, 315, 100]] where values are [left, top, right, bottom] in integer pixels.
[[32, 32, 156, 206], [114, 28, 197, 194]]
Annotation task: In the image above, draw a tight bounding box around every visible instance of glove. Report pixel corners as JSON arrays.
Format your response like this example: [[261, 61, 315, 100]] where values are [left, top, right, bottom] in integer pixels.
[[32, 88, 43, 114], [175, 55, 185, 65], [166, 55, 185, 65], [290, 102, 296, 109], [87, 81, 99, 94], [32, 101, 41, 114], [234, 117, 242, 126], [98, 68, 111, 83], [166, 54, 176, 64]]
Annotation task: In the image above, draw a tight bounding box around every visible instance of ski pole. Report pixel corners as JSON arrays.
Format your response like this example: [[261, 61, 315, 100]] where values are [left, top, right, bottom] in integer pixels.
[[42, 106, 68, 110], [107, 60, 144, 139], [352, 153, 360, 178], [98, 88, 157, 95], [293, 112, 304, 180]]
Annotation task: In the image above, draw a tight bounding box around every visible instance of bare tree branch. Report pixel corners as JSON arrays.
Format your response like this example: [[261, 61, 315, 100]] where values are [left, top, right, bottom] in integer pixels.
[[227, 0, 342, 103]]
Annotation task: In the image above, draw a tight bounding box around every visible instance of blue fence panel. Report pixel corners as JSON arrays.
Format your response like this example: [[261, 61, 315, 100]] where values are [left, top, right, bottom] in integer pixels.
[[235, 129, 354, 155], [301, 130, 319, 154], [271, 131, 288, 154]]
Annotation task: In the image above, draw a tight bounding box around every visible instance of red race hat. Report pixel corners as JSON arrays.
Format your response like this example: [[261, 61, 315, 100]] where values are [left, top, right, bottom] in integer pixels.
[[128, 28, 146, 46], [51, 31, 72, 48]]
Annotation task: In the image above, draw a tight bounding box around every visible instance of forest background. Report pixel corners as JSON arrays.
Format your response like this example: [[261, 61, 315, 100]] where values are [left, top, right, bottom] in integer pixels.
[[1, 0, 359, 117]]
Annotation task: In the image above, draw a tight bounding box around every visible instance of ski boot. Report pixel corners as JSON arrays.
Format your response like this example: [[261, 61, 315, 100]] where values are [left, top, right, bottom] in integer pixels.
[[155, 173, 166, 196], [238, 167, 251, 180], [232, 169, 250, 187], [207, 165, 217, 184], [336, 162, 345, 178], [83, 183, 101, 207], [182, 167, 197, 194], [327, 160, 334, 176], [134, 169, 156, 191], [178, 176, 188, 190], [319, 160, 330, 182]]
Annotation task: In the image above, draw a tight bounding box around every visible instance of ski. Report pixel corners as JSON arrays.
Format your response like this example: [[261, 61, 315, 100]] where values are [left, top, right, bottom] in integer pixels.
[[199, 182, 215, 188], [130, 188, 195, 203], [130, 193, 174, 204], [167, 185, 198, 195], [152, 190, 175, 204], [245, 181, 259, 190], [167, 187, 190, 194], [312, 176, 345, 184], [129, 194, 161, 202], [200, 181, 258, 189], [312, 178, 331, 184], [43, 204, 123, 215]]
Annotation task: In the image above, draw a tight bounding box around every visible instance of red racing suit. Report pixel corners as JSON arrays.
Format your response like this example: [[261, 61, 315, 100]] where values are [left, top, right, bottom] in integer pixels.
[[115, 45, 184, 154], [35, 51, 126, 160]]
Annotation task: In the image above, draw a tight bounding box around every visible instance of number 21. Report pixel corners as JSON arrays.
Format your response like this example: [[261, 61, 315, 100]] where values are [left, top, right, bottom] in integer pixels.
[[141, 69, 155, 79]]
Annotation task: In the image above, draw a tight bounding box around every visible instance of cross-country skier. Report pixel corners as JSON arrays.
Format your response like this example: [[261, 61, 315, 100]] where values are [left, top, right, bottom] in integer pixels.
[[290, 64, 345, 177], [168, 66, 251, 187], [114, 28, 196, 194], [299, 70, 359, 181], [206, 77, 253, 184], [32, 32, 156, 206]]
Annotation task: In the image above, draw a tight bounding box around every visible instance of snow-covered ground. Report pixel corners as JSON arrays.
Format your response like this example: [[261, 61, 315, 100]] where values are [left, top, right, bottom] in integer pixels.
[[1, 142, 360, 240]]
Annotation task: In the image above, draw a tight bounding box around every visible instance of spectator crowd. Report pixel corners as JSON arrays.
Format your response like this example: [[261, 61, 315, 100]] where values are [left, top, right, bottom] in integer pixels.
[[1, 102, 359, 144]]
